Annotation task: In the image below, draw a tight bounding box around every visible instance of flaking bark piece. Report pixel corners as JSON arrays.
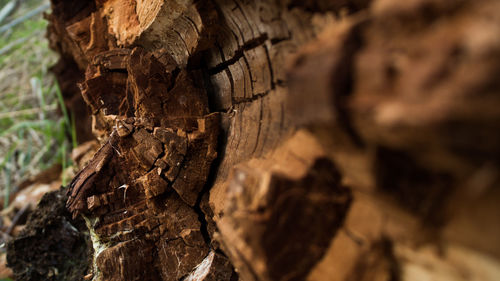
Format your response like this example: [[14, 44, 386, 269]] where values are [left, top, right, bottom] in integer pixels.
[[67, 131, 119, 218]]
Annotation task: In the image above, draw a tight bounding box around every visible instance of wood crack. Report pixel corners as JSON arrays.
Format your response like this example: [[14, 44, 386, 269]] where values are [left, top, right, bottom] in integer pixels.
[[207, 34, 269, 75]]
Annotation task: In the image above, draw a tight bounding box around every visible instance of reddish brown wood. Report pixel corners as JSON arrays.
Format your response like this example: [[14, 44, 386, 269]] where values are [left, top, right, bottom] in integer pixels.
[[6, 0, 500, 280]]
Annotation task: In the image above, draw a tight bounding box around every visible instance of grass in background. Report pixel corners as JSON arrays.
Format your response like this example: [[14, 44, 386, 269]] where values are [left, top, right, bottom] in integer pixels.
[[0, 0, 75, 209]]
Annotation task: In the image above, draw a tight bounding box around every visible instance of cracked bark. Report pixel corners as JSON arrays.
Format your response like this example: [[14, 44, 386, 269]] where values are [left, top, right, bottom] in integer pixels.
[[6, 0, 500, 280]]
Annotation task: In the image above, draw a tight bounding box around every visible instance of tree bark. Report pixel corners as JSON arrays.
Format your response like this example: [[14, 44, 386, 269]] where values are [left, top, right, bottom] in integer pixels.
[[7, 0, 500, 280]]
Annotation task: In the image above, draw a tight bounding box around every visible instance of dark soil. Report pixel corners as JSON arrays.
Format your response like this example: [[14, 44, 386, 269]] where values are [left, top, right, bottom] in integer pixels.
[[6, 188, 91, 281]]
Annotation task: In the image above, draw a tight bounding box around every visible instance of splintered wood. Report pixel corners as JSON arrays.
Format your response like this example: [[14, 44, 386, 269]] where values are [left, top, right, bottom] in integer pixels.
[[65, 44, 224, 279], [8, 0, 498, 280], [46, 0, 343, 279]]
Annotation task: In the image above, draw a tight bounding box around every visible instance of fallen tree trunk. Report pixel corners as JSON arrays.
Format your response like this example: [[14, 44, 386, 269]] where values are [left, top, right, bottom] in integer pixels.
[[7, 0, 500, 280]]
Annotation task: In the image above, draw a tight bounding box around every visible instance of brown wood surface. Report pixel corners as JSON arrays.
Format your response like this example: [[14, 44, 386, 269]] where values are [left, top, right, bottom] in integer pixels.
[[6, 0, 500, 280]]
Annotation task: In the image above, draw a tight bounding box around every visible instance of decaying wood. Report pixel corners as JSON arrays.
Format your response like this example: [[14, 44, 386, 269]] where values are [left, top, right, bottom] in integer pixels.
[[287, 1, 500, 280], [66, 130, 118, 217], [217, 131, 353, 281], [6, 0, 500, 280], [63, 41, 224, 279]]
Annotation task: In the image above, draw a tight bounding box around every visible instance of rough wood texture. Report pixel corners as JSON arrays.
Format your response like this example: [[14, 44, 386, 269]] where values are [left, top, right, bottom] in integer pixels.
[[7, 0, 500, 280], [287, 1, 500, 280]]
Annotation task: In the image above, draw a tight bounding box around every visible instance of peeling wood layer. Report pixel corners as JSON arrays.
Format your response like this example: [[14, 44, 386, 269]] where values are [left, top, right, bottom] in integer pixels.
[[7, 0, 500, 280]]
